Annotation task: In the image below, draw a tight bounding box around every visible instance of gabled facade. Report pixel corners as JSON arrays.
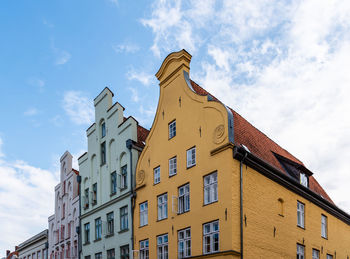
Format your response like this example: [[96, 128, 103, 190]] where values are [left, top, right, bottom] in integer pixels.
[[78, 88, 148, 259], [48, 151, 79, 259], [133, 50, 350, 258]]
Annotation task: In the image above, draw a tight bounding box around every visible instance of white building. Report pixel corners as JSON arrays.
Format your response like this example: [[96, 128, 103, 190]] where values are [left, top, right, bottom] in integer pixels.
[[78, 87, 148, 259], [48, 152, 79, 259], [17, 230, 48, 259]]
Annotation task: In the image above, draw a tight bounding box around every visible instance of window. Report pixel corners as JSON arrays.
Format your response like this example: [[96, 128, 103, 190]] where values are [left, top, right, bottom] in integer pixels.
[[140, 202, 148, 227], [84, 223, 90, 244], [154, 166, 160, 184], [95, 218, 102, 240], [300, 173, 308, 187], [121, 165, 127, 189], [157, 234, 168, 259], [278, 198, 284, 216], [107, 249, 115, 259], [62, 203, 65, 219], [92, 183, 97, 205], [120, 245, 129, 259], [322, 214, 327, 238], [297, 244, 304, 259], [101, 122, 106, 138], [37, 251, 41, 259], [327, 255, 333, 259], [139, 239, 149, 259], [297, 201, 305, 228], [178, 228, 191, 258], [178, 184, 190, 214], [204, 172, 218, 205], [120, 206, 128, 231], [312, 249, 320, 259], [111, 172, 117, 194], [169, 120, 176, 139], [158, 193, 168, 220], [186, 147, 196, 168], [84, 256, 91, 259], [101, 142, 106, 165], [84, 188, 89, 209], [169, 156, 177, 176], [107, 212, 114, 235], [95, 253, 102, 259], [203, 220, 219, 254]]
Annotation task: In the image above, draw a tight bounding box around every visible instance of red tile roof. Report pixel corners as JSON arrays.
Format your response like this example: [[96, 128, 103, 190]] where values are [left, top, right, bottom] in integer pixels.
[[190, 80, 333, 203], [137, 125, 149, 148]]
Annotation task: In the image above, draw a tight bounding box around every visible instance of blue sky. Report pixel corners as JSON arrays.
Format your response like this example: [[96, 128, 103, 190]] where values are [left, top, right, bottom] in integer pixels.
[[1, 0, 350, 255]]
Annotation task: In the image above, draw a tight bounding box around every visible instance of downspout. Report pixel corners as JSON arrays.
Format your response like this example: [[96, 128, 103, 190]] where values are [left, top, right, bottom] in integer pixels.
[[77, 175, 82, 259], [126, 139, 144, 257], [240, 151, 248, 259]]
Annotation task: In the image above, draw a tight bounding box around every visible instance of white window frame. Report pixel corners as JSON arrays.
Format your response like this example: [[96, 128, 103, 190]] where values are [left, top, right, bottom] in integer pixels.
[[154, 166, 161, 184], [321, 214, 327, 238], [327, 255, 333, 259], [169, 120, 176, 139], [178, 228, 191, 258], [300, 173, 308, 187], [186, 147, 196, 168], [297, 244, 304, 259], [157, 234, 168, 259], [121, 165, 127, 189], [312, 249, 320, 259], [297, 201, 305, 228], [178, 184, 190, 214], [158, 193, 168, 220], [120, 206, 128, 231], [204, 172, 218, 205], [140, 239, 149, 259], [203, 220, 219, 254], [140, 201, 148, 227], [95, 218, 102, 240], [107, 212, 114, 235], [169, 156, 177, 176]]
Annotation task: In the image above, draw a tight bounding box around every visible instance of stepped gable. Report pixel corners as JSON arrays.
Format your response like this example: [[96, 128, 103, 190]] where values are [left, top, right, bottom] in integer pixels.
[[190, 79, 333, 204]]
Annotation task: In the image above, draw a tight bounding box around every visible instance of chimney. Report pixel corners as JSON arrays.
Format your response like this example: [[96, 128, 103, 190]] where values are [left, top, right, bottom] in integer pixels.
[[6, 250, 10, 257], [15, 246, 18, 251]]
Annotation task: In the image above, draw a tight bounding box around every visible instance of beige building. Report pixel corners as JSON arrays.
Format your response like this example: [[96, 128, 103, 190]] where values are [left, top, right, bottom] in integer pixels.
[[17, 230, 48, 259]]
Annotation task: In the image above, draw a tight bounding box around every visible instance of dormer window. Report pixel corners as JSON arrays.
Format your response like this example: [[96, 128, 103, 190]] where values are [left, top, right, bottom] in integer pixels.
[[300, 173, 308, 187], [101, 122, 106, 138]]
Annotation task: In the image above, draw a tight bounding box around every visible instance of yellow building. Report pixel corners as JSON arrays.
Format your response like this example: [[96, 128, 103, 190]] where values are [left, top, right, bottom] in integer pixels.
[[133, 50, 350, 259]]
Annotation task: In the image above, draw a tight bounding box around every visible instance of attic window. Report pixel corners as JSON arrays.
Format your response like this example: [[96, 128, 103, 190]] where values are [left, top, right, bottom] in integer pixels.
[[300, 173, 308, 187]]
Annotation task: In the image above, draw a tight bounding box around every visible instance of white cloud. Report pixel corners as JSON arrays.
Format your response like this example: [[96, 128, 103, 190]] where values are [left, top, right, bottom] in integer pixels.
[[113, 43, 140, 54], [108, 0, 118, 6], [128, 87, 140, 103], [0, 137, 4, 158], [0, 138, 58, 254], [127, 69, 153, 86], [43, 19, 54, 28], [144, 0, 350, 213], [62, 91, 94, 125], [55, 50, 71, 65], [24, 108, 39, 116]]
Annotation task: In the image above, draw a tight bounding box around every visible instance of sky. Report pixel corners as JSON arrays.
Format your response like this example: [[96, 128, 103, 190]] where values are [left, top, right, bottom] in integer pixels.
[[1, 0, 350, 255]]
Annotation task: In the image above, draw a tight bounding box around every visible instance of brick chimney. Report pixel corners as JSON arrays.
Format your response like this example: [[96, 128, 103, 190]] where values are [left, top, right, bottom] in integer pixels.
[[6, 250, 10, 257]]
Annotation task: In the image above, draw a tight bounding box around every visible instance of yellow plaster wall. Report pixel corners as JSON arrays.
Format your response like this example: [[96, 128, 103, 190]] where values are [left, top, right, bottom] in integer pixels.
[[242, 164, 350, 258], [134, 50, 240, 258]]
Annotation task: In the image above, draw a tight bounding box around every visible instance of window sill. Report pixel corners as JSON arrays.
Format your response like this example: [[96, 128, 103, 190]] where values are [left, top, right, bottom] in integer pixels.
[[153, 182, 160, 186], [177, 210, 190, 216], [278, 214, 284, 217], [110, 192, 116, 197], [83, 242, 90, 246], [118, 229, 129, 234], [105, 233, 114, 238], [120, 187, 128, 191], [321, 236, 328, 240], [169, 173, 177, 178], [94, 238, 101, 243], [186, 164, 196, 170], [203, 200, 218, 207], [156, 217, 168, 222], [139, 224, 148, 228], [297, 225, 305, 230]]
